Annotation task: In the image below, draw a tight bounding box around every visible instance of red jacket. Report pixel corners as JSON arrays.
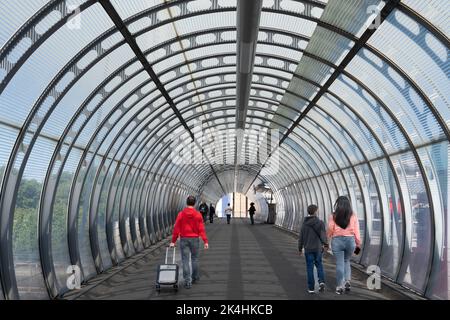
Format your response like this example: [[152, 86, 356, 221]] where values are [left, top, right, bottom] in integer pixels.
[[172, 207, 208, 244]]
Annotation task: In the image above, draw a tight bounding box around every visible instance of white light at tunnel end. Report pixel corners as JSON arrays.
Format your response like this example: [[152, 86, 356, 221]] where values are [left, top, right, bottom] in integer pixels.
[[168, 120, 280, 175]]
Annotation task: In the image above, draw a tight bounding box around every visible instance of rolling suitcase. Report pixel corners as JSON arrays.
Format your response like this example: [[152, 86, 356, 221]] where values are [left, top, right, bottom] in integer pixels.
[[156, 246, 179, 292]]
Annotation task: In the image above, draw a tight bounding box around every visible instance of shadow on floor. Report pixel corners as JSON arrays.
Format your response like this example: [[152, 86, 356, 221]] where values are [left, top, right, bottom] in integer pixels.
[[72, 219, 409, 300]]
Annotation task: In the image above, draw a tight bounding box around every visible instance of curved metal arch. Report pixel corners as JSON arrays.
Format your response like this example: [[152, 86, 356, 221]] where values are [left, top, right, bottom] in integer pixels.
[[122, 0, 352, 47], [3, 0, 444, 160], [159, 47, 448, 157], [397, 2, 450, 49], [122, 111, 306, 206], [71, 107, 203, 271], [274, 141, 332, 215], [333, 64, 438, 293], [0, 0, 95, 93], [38, 68, 152, 292], [167, 95, 356, 188], [20, 21, 442, 282], [296, 104, 404, 268], [151, 110, 342, 201], [285, 134, 338, 212], [123, 2, 448, 142], [21, 20, 312, 286], [125, 8, 449, 142]]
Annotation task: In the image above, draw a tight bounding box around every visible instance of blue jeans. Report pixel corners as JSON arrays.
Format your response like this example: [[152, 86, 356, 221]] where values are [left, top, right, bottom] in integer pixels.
[[305, 252, 325, 291], [180, 237, 200, 285], [331, 236, 356, 288]]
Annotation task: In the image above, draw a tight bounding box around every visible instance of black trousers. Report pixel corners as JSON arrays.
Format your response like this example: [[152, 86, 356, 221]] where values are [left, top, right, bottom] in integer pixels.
[[250, 214, 254, 225], [226, 214, 231, 224], [209, 214, 214, 223]]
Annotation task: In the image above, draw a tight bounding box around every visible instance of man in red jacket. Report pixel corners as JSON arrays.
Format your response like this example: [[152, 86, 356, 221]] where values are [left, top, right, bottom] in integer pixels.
[[170, 195, 209, 289]]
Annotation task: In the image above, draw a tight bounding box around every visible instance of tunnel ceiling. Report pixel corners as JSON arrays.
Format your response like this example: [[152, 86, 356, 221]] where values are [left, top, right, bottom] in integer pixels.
[[0, 0, 449, 300]]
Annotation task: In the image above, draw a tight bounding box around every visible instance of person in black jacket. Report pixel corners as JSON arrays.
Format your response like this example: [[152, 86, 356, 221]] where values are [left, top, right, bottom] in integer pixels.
[[209, 203, 215, 223], [298, 204, 328, 294], [248, 202, 256, 225], [199, 202, 208, 223]]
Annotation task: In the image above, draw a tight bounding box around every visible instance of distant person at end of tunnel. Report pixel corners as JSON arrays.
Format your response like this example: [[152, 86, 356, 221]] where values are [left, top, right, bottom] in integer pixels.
[[225, 203, 233, 224], [248, 202, 256, 225], [298, 204, 327, 294], [199, 201, 209, 223], [209, 203, 215, 223], [327, 196, 361, 295], [170, 195, 209, 289]]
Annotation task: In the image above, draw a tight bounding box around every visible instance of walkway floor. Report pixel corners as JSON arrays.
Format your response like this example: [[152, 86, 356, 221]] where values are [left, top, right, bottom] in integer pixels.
[[69, 219, 408, 300]]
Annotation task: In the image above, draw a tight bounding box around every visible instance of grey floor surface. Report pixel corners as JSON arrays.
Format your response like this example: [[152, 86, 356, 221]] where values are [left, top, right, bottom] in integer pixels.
[[68, 218, 409, 300]]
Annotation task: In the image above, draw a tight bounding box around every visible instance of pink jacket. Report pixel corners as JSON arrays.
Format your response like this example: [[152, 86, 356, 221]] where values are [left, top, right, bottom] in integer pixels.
[[327, 214, 361, 247]]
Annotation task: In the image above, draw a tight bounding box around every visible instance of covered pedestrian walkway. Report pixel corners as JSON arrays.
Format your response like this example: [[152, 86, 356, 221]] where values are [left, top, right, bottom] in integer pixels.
[[0, 0, 448, 301]]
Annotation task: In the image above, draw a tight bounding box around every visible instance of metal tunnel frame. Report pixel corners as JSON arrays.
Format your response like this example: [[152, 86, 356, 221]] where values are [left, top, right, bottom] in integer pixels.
[[0, 0, 448, 300]]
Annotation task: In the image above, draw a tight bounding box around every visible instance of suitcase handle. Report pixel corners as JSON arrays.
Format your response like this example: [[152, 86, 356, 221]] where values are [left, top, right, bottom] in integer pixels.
[[165, 246, 176, 264]]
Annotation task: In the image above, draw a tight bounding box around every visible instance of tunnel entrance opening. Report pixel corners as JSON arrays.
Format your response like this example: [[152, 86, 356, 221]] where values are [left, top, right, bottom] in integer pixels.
[[214, 192, 269, 224], [216, 192, 248, 218]]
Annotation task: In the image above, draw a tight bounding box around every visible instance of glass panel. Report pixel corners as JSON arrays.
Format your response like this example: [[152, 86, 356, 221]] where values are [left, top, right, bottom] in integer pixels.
[[372, 158, 404, 278], [320, 0, 384, 37], [77, 155, 99, 279], [174, 11, 235, 35], [96, 159, 114, 269], [392, 151, 432, 293], [260, 11, 317, 38], [0, 3, 114, 127], [0, 0, 52, 48], [13, 137, 55, 299], [324, 174, 338, 208], [51, 148, 80, 293], [330, 76, 410, 153], [355, 164, 381, 267], [368, 9, 450, 129], [42, 44, 136, 141], [319, 93, 384, 159], [308, 109, 365, 165], [346, 51, 445, 145], [110, 0, 164, 20], [417, 142, 449, 299], [0, 124, 18, 190], [402, 0, 449, 36]]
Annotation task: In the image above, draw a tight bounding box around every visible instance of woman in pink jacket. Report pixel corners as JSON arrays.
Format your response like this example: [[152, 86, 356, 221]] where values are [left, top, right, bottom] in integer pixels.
[[327, 196, 361, 295]]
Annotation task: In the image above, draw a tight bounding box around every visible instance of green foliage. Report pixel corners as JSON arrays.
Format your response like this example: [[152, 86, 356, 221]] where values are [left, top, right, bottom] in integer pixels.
[[1, 165, 75, 255]]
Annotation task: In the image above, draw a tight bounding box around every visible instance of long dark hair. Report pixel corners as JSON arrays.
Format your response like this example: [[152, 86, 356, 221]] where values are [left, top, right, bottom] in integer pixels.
[[333, 196, 352, 229]]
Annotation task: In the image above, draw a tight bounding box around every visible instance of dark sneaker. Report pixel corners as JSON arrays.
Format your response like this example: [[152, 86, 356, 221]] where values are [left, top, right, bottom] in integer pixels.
[[319, 283, 325, 292], [336, 287, 344, 295], [344, 281, 351, 292], [192, 278, 199, 284], [184, 282, 192, 289]]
